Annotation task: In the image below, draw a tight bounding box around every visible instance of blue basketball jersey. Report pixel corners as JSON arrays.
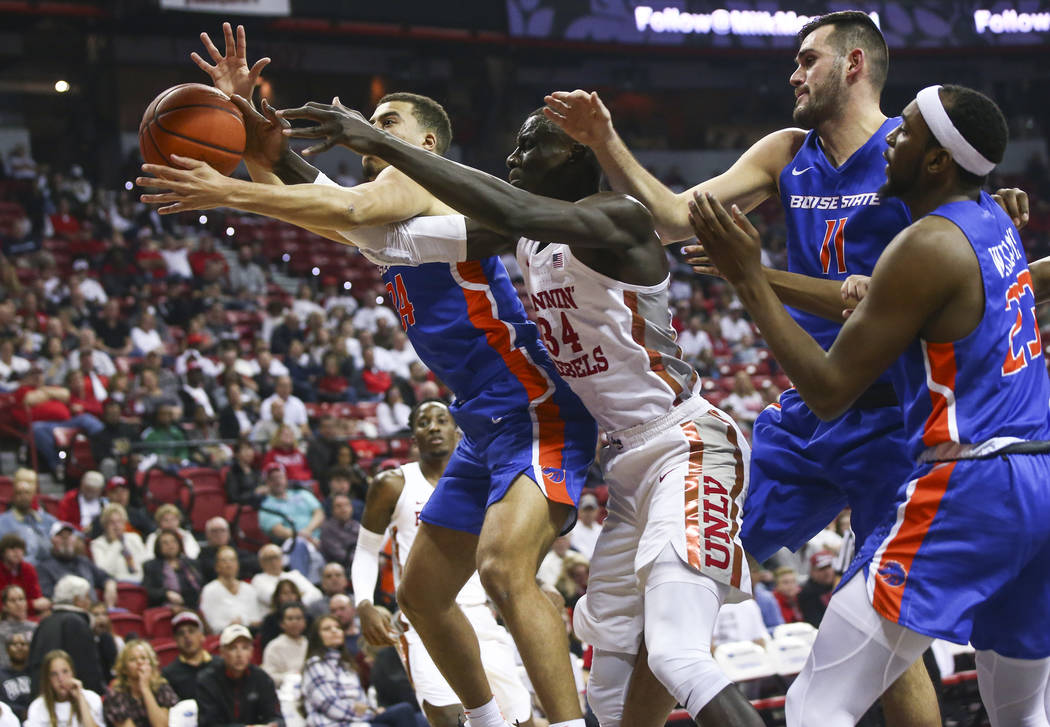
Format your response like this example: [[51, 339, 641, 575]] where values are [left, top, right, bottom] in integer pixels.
[[890, 192, 1050, 461], [380, 257, 560, 403], [780, 118, 911, 352]]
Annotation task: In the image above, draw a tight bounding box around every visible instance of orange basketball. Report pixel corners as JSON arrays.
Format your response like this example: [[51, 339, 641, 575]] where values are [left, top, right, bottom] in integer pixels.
[[139, 83, 246, 176]]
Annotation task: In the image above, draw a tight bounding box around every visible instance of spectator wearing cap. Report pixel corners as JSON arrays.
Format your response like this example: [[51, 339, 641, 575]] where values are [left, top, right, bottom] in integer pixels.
[[569, 493, 602, 561], [26, 574, 118, 696], [0, 337, 30, 390], [143, 504, 200, 560], [140, 404, 190, 465], [11, 366, 104, 474], [319, 494, 360, 567], [199, 546, 263, 633], [142, 528, 202, 610], [0, 469, 57, 565], [36, 522, 117, 607], [174, 334, 220, 378], [259, 376, 309, 439], [56, 471, 106, 533], [196, 624, 282, 727], [798, 551, 837, 628], [0, 536, 48, 617], [161, 611, 210, 701], [89, 503, 151, 584]]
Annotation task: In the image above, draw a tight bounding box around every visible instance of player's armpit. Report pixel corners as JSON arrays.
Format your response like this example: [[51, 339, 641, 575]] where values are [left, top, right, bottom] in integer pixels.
[[1028, 256, 1050, 303], [664, 128, 804, 243], [464, 220, 516, 259]]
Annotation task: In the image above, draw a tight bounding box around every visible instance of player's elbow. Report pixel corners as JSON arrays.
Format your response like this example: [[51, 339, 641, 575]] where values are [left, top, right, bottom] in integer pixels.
[[797, 385, 850, 422]]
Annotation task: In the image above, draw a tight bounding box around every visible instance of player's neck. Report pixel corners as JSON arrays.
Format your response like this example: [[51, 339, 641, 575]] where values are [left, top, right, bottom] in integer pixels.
[[418, 455, 451, 484], [816, 104, 887, 168], [904, 183, 981, 220]]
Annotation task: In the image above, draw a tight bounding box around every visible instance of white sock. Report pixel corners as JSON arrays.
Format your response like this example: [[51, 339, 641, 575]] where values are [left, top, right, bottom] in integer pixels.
[[464, 696, 508, 727], [548, 721, 586, 727]]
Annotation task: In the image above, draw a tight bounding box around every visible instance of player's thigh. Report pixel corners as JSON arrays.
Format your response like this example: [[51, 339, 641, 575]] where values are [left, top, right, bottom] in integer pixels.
[[401, 521, 480, 605], [477, 472, 571, 576]]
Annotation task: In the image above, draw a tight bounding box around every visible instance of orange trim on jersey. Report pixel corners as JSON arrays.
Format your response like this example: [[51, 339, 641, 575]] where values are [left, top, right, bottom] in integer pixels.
[[397, 630, 413, 688], [872, 462, 956, 623], [922, 342, 958, 447], [623, 290, 685, 398], [454, 261, 570, 505], [708, 409, 746, 589], [681, 420, 705, 570]]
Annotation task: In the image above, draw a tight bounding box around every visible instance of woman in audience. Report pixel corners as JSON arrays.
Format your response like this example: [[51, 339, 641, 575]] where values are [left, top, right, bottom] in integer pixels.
[[218, 380, 255, 440], [301, 615, 418, 727], [376, 386, 410, 437], [143, 504, 200, 560], [39, 336, 69, 387], [0, 534, 49, 616], [0, 586, 35, 669], [316, 351, 351, 403], [260, 601, 308, 689], [103, 640, 179, 727], [259, 577, 312, 648], [141, 529, 202, 610], [25, 649, 103, 727], [199, 546, 263, 633], [90, 504, 151, 584]]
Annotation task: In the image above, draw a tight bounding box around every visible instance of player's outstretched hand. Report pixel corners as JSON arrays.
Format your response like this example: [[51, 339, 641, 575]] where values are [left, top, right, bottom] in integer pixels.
[[279, 98, 380, 156], [840, 274, 870, 318], [681, 242, 725, 279], [687, 191, 763, 285], [137, 155, 233, 214], [193, 22, 270, 102], [231, 94, 288, 170], [992, 187, 1030, 230], [358, 601, 397, 647], [543, 90, 614, 147]]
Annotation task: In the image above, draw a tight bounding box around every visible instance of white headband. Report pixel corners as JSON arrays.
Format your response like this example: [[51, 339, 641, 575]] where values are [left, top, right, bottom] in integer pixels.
[[914, 85, 996, 177]]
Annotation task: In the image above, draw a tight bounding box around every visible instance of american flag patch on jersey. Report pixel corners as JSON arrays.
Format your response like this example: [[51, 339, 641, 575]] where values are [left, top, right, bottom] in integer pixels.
[[552, 252, 564, 268]]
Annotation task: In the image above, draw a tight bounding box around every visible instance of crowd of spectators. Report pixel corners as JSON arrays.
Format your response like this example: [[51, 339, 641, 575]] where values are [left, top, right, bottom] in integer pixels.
[[0, 132, 1048, 726]]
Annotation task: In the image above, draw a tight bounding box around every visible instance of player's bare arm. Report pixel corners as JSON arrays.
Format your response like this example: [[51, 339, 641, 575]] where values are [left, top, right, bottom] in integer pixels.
[[282, 101, 654, 256], [691, 192, 977, 420], [684, 241, 863, 321], [353, 468, 405, 647], [543, 89, 802, 242]]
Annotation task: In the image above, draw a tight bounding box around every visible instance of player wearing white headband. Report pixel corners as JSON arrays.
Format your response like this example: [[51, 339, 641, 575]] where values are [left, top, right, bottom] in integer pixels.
[[692, 83, 1050, 727]]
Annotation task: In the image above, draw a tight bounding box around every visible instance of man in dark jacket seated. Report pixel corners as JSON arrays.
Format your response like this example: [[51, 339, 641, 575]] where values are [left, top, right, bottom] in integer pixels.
[[26, 574, 117, 695], [161, 611, 212, 701], [197, 624, 283, 727]]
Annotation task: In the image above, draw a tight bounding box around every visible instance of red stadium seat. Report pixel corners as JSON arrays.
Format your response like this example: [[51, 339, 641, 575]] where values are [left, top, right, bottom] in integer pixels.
[[116, 583, 149, 613], [144, 607, 174, 640], [178, 467, 223, 491], [110, 612, 145, 639], [152, 639, 179, 667], [188, 484, 227, 534], [141, 468, 187, 513], [203, 634, 221, 654], [0, 477, 12, 509]]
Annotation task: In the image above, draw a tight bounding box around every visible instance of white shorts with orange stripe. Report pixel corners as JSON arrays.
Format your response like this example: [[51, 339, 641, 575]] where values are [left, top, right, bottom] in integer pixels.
[[575, 397, 752, 654], [398, 604, 533, 722]]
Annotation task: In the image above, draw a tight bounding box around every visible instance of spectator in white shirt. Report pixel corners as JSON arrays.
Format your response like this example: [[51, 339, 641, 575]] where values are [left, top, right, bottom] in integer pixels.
[[68, 329, 115, 378], [143, 504, 200, 560], [719, 307, 753, 343], [677, 316, 713, 362], [70, 262, 108, 306], [569, 493, 602, 560], [291, 284, 325, 323], [129, 310, 164, 357], [376, 387, 410, 437], [174, 334, 221, 378], [251, 544, 323, 610], [351, 292, 398, 334], [722, 371, 765, 425], [261, 601, 309, 689], [712, 599, 771, 648], [0, 338, 30, 390], [160, 235, 192, 280], [89, 504, 151, 584], [259, 376, 309, 438], [200, 546, 263, 632]]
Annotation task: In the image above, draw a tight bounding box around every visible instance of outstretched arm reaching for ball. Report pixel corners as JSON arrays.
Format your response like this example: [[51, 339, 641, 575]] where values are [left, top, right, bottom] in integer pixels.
[[543, 90, 802, 243]]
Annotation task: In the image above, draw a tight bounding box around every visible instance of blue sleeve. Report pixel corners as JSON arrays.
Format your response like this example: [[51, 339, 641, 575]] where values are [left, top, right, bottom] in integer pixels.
[[258, 498, 278, 534]]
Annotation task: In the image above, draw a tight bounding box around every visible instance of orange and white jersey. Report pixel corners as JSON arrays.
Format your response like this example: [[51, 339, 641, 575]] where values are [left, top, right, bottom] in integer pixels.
[[389, 462, 489, 608], [516, 239, 703, 432]]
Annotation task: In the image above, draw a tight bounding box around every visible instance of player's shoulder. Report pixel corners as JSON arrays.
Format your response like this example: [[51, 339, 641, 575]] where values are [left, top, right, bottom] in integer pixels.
[[371, 466, 407, 498], [750, 127, 808, 159], [578, 191, 655, 235], [881, 214, 976, 280]]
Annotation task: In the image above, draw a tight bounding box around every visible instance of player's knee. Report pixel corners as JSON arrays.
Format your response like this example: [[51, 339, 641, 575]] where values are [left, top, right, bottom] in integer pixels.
[[585, 667, 624, 727], [476, 550, 531, 608], [396, 579, 425, 622], [645, 639, 727, 714], [784, 674, 851, 727]]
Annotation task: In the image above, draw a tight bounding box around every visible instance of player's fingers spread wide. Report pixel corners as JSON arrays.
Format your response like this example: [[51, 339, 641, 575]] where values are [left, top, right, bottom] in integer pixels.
[[199, 32, 222, 63], [222, 22, 236, 57]]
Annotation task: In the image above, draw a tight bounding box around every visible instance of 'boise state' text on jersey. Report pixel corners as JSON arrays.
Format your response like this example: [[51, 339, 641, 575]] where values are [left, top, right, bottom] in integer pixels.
[[892, 192, 1050, 462], [780, 117, 911, 351]]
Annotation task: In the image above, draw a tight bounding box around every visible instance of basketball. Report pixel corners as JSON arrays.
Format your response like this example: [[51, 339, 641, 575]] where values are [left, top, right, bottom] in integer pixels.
[[138, 83, 246, 175]]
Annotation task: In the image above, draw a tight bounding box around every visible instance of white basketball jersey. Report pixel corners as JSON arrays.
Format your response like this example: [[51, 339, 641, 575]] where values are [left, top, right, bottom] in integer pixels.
[[516, 239, 705, 431], [389, 462, 488, 608]]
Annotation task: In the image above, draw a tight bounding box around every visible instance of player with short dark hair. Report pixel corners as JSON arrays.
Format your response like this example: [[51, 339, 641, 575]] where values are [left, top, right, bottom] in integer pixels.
[[691, 83, 1050, 727]]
